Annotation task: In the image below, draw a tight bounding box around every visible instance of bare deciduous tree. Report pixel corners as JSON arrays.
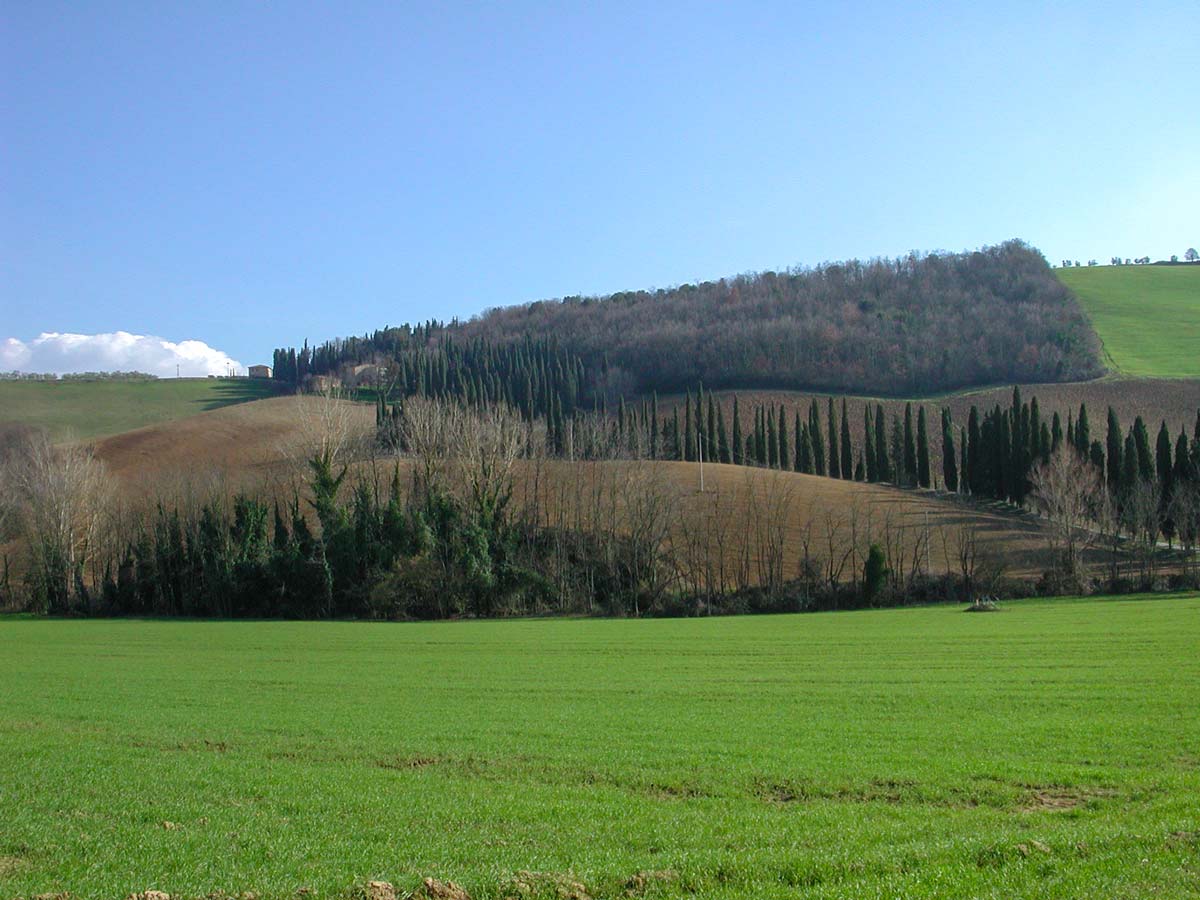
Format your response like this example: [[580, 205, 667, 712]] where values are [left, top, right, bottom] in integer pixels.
[[1028, 446, 1105, 582], [9, 434, 113, 612]]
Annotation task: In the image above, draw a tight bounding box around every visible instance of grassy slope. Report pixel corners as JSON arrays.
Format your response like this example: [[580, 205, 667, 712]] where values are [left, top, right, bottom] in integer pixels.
[[1057, 265, 1200, 378], [0, 378, 280, 442], [2, 595, 1199, 899]]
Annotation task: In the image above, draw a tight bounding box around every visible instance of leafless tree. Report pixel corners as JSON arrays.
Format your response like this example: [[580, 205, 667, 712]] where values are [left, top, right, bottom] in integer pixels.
[[1169, 481, 1200, 585], [1028, 445, 1106, 581], [9, 433, 113, 612]]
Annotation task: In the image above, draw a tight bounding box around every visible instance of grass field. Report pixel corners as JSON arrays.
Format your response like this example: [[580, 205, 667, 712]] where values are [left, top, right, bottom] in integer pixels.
[[2, 595, 1198, 899], [1057, 265, 1200, 378], [0, 378, 280, 442]]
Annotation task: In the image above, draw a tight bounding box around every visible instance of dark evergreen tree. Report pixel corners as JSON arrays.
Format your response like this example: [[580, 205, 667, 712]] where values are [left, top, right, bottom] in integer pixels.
[[1133, 416, 1154, 482], [864, 405, 877, 482], [1121, 433, 1138, 496], [967, 407, 982, 494], [902, 404, 916, 486], [732, 396, 743, 465], [809, 400, 826, 476], [794, 411, 803, 473], [827, 398, 841, 479], [778, 405, 789, 471], [941, 409, 958, 492], [1106, 407, 1123, 492], [840, 398, 853, 480], [717, 403, 731, 464], [1076, 403, 1091, 457], [1156, 421, 1174, 493], [767, 406, 778, 468], [916, 406, 931, 488], [875, 404, 891, 483]]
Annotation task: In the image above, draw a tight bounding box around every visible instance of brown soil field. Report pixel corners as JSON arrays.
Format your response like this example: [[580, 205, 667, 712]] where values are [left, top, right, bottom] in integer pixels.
[[91, 395, 375, 498], [82, 397, 1127, 582]]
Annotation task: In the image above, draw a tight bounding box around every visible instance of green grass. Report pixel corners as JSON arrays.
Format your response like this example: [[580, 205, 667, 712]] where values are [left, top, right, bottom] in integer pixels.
[[0, 378, 280, 442], [2, 595, 1199, 899], [1057, 265, 1200, 378]]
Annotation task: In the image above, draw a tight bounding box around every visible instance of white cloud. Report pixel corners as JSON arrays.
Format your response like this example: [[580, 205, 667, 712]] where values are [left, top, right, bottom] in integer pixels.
[[0, 331, 244, 377]]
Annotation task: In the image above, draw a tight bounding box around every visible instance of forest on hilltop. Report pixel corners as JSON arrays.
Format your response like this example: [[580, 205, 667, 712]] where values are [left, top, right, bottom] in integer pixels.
[[275, 241, 1104, 398], [457, 239, 1104, 395]]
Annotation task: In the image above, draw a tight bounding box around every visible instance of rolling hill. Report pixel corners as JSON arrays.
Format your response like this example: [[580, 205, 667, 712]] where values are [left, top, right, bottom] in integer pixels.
[[0, 377, 280, 442], [1056, 264, 1200, 378], [85, 395, 1109, 580]]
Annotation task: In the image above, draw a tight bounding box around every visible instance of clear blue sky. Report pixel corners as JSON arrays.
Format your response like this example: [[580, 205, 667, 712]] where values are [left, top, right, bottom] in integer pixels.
[[3, 1, 1197, 369]]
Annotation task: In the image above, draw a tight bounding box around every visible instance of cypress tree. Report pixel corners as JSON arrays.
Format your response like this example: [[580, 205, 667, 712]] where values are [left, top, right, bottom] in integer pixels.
[[754, 407, 765, 465], [672, 409, 682, 461], [732, 397, 743, 465], [1156, 421, 1174, 491], [717, 404, 730, 464], [890, 415, 905, 486], [809, 400, 825, 476], [767, 406, 778, 468], [854, 453, 864, 482], [1029, 396, 1042, 461], [916, 406, 931, 488], [1090, 440, 1105, 473], [684, 394, 693, 462], [650, 393, 659, 459], [942, 409, 958, 492], [875, 404, 891, 483], [967, 407, 982, 494], [794, 411, 803, 472], [864, 405, 877, 482], [1173, 431, 1191, 487], [828, 398, 841, 479], [1133, 417, 1154, 482], [1076, 403, 1091, 457], [1106, 407, 1123, 492], [1066, 414, 1075, 456], [706, 393, 718, 463], [960, 427, 968, 494], [840, 399, 853, 480], [778, 405, 789, 471], [1121, 433, 1138, 496], [902, 404, 917, 486], [800, 426, 815, 474]]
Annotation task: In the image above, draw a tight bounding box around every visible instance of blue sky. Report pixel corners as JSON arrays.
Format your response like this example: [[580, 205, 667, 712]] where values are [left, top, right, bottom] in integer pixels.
[[2, 1, 1197, 372]]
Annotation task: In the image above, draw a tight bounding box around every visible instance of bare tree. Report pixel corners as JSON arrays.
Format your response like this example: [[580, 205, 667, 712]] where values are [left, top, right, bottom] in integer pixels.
[[1169, 481, 1200, 585], [9, 434, 113, 612], [1028, 446, 1105, 584]]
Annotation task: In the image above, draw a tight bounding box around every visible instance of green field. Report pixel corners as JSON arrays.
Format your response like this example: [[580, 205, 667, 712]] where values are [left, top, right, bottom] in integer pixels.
[[2, 596, 1199, 899], [1057, 265, 1200, 378], [0, 378, 280, 442]]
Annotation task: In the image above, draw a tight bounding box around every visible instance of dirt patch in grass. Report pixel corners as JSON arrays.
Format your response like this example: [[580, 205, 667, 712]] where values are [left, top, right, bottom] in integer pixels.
[[375, 754, 443, 770], [1018, 785, 1115, 813], [623, 870, 677, 895], [755, 777, 928, 806], [0, 854, 28, 875], [503, 871, 592, 900]]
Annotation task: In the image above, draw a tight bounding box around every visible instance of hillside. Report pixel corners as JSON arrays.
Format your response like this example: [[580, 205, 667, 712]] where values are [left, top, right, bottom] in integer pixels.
[[88, 396, 1106, 580], [276, 240, 1105, 400], [0, 377, 280, 442], [1056, 264, 1200, 377]]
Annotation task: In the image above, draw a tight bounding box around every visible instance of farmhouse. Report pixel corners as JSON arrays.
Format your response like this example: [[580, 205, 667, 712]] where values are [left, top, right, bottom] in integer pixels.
[[248, 365, 273, 379]]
